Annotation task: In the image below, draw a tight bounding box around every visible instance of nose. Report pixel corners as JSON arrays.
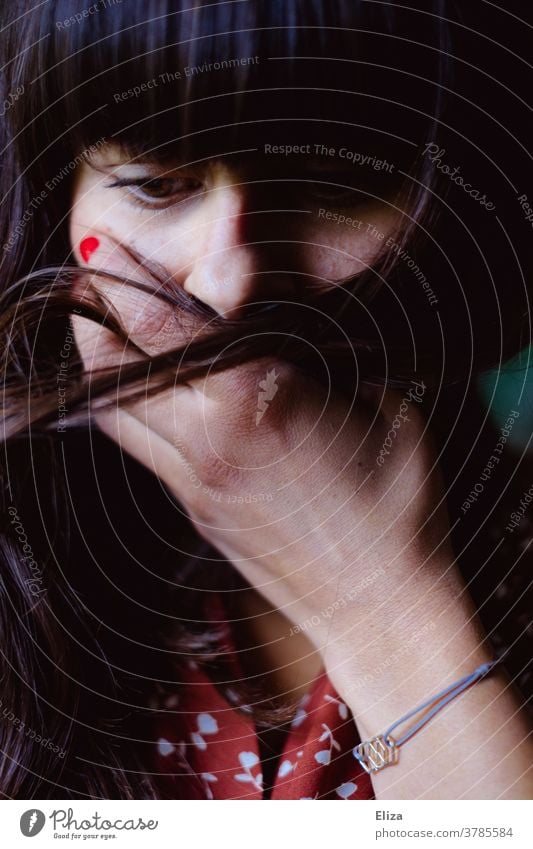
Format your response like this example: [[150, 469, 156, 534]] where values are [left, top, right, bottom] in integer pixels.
[[183, 181, 290, 319]]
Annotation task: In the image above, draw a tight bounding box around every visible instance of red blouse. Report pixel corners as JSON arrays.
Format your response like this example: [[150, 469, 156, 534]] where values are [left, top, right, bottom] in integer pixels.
[[152, 595, 375, 800]]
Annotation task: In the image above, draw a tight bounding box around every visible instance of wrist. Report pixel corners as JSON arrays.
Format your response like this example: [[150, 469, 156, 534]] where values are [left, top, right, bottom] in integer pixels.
[[320, 552, 497, 737], [331, 630, 496, 743]]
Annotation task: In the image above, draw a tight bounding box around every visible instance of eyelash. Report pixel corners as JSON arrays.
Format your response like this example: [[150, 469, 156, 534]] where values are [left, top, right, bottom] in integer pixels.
[[105, 172, 365, 212], [104, 176, 203, 210], [306, 174, 361, 205]]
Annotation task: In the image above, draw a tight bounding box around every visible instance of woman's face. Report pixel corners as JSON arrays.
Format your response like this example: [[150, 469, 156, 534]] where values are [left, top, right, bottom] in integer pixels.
[[69, 142, 400, 352]]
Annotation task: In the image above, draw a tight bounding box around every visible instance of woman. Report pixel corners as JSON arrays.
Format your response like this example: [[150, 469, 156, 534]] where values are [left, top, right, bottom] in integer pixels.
[[0, 0, 532, 799]]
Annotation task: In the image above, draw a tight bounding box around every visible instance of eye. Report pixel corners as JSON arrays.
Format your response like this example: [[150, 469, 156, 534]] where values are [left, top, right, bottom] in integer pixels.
[[105, 174, 204, 208], [305, 172, 359, 204], [133, 177, 181, 199], [303, 168, 395, 207]]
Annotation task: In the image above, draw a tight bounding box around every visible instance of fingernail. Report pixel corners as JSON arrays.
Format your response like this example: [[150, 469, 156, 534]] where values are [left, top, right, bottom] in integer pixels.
[[80, 236, 100, 263]]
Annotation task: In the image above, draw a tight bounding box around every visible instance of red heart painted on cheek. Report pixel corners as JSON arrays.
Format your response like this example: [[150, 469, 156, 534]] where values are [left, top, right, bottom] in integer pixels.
[[80, 236, 100, 263]]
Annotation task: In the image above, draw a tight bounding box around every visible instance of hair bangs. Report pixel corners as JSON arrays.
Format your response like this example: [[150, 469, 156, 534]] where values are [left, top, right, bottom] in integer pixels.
[[14, 0, 448, 173]]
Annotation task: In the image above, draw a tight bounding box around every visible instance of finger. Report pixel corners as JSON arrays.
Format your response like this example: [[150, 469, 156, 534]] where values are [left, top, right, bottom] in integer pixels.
[[73, 229, 197, 358]]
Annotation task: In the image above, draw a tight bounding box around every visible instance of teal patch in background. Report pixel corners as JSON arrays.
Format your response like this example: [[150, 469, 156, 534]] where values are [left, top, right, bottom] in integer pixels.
[[478, 346, 533, 452]]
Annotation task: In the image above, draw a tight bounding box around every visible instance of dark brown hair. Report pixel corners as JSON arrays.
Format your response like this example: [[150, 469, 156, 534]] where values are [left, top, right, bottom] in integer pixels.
[[0, 0, 531, 798]]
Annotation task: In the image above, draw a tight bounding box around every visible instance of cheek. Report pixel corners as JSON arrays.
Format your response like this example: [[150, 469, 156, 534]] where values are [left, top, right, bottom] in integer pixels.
[[71, 204, 198, 284], [302, 230, 375, 281], [69, 181, 203, 357], [69, 194, 115, 265], [130, 231, 197, 279], [304, 208, 397, 280]]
